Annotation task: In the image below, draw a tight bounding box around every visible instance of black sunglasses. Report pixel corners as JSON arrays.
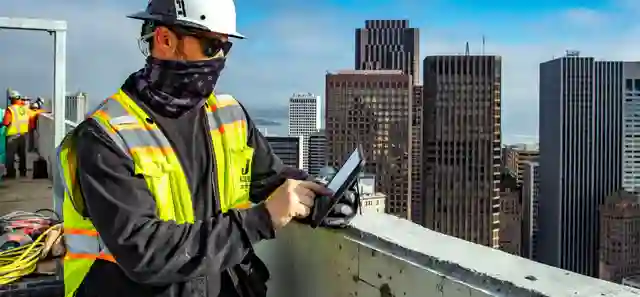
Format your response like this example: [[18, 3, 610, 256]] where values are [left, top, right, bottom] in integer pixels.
[[170, 26, 233, 58]]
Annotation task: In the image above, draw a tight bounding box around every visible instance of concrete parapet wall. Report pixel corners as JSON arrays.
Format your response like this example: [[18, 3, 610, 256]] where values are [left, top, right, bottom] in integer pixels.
[[35, 113, 77, 179], [255, 213, 639, 297]]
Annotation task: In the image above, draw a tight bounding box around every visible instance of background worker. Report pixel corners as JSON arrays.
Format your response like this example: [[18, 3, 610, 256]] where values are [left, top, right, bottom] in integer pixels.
[[2, 90, 30, 178], [55, 0, 358, 296], [26, 97, 45, 153]]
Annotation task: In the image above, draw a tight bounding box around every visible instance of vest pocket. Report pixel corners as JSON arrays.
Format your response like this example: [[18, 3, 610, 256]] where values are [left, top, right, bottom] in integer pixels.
[[227, 147, 254, 209], [133, 159, 176, 221]]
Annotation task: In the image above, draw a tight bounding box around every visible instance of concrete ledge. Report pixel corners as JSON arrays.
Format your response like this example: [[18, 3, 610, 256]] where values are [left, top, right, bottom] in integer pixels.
[[36, 113, 77, 179], [255, 213, 639, 297]]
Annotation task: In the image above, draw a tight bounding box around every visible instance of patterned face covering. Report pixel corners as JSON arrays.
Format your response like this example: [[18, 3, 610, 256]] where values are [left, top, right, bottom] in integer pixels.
[[132, 55, 226, 116]]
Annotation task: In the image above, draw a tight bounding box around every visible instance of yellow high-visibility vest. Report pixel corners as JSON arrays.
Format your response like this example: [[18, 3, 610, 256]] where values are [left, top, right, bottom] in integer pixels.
[[6, 104, 30, 136], [54, 90, 254, 297]]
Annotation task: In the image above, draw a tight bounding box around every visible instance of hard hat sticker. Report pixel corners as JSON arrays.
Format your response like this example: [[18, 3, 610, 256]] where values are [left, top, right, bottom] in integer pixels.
[[175, 0, 187, 17]]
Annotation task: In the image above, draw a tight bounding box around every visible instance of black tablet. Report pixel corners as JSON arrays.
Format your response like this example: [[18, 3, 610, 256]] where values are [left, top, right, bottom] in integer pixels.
[[310, 145, 365, 228]]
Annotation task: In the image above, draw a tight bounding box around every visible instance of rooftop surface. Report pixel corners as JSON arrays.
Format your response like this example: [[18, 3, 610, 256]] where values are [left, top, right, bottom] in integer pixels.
[[0, 153, 52, 215]]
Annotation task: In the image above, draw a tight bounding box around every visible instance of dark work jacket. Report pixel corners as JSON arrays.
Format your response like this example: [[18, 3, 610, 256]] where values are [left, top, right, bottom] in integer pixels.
[[73, 76, 295, 297]]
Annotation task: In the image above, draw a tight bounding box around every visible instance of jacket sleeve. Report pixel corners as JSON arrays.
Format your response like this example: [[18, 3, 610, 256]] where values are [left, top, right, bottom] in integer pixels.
[[74, 119, 275, 286], [239, 106, 309, 203]]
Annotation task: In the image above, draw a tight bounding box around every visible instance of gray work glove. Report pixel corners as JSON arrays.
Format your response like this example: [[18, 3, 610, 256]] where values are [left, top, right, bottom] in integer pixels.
[[280, 166, 360, 228], [308, 166, 360, 228]]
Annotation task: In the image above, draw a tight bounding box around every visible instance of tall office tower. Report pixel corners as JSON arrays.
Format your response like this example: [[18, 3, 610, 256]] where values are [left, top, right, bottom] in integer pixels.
[[422, 55, 502, 247], [266, 136, 303, 169], [65, 91, 88, 123], [411, 85, 424, 224], [623, 65, 640, 192], [522, 161, 540, 261], [538, 52, 625, 277], [355, 20, 419, 85], [325, 70, 413, 219], [288, 93, 322, 170], [502, 143, 539, 185], [308, 130, 327, 176], [599, 190, 640, 283]]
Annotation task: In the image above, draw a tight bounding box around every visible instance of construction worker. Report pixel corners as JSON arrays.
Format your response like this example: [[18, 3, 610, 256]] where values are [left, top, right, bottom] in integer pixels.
[[54, 0, 357, 296], [2, 90, 30, 178], [26, 97, 45, 153]]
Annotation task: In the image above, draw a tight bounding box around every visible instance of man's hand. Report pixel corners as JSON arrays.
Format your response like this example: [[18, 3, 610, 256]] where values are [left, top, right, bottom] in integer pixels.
[[264, 179, 332, 229], [310, 176, 360, 228]]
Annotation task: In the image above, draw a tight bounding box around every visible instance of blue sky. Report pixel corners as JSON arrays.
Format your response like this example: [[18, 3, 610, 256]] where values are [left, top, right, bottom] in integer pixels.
[[2, 0, 640, 142]]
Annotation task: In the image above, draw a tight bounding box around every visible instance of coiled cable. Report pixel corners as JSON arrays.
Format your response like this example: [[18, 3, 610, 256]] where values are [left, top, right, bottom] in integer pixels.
[[0, 223, 62, 284], [0, 210, 62, 285]]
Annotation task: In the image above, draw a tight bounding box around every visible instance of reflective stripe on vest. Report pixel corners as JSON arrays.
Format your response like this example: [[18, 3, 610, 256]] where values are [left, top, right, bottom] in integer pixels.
[[64, 230, 115, 263], [55, 90, 254, 297], [6, 105, 30, 136]]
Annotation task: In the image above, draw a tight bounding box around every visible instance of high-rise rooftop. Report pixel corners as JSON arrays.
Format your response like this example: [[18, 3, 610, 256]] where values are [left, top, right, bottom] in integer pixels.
[[355, 20, 419, 84]]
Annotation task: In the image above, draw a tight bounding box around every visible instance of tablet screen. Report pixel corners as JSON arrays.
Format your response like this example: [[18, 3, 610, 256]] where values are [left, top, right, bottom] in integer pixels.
[[327, 149, 362, 192]]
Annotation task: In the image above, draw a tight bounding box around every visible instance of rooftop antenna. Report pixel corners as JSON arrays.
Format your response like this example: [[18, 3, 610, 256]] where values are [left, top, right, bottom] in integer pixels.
[[482, 35, 486, 55], [465, 41, 469, 55]]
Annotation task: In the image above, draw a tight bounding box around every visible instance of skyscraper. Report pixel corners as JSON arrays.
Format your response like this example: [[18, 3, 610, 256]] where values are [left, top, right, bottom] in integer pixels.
[[622, 64, 640, 192], [422, 55, 502, 247], [266, 135, 303, 169], [307, 130, 327, 176], [411, 85, 424, 224], [288, 93, 322, 170], [60, 91, 88, 123], [502, 143, 539, 185], [599, 190, 640, 283], [325, 70, 413, 219], [522, 161, 540, 260], [538, 53, 625, 277], [355, 20, 419, 85]]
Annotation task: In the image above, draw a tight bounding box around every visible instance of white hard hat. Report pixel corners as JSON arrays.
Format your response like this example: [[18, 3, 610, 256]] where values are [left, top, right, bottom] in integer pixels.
[[7, 89, 21, 99], [127, 0, 244, 39]]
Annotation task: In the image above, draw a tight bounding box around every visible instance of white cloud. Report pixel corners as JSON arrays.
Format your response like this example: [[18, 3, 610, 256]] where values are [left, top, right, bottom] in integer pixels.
[[2, 1, 640, 142], [563, 8, 606, 27]]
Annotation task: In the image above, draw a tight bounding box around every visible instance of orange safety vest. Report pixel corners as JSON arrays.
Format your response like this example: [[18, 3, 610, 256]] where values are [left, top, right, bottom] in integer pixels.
[[28, 109, 45, 130]]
